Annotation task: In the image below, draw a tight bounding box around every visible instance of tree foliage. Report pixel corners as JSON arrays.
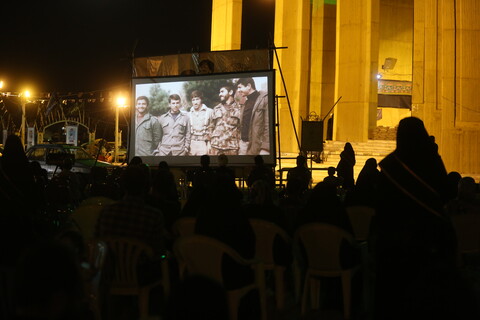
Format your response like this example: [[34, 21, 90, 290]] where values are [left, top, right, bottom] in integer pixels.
[[149, 85, 170, 116], [147, 79, 236, 116], [182, 79, 236, 109]]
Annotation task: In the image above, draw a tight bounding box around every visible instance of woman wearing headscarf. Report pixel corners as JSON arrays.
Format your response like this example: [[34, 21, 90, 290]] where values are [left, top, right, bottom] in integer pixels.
[[351, 157, 380, 206], [336, 142, 356, 191], [372, 117, 476, 319]]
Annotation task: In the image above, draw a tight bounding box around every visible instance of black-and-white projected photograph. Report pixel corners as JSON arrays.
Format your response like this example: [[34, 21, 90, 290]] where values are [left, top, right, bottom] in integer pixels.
[[131, 70, 275, 166]]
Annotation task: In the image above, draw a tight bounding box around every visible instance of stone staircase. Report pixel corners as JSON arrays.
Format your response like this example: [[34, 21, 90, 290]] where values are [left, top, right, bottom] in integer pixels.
[[276, 140, 397, 185], [322, 140, 396, 169]]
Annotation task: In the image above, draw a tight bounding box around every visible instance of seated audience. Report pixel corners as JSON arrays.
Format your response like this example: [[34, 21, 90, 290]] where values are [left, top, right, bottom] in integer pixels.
[[295, 182, 353, 235], [286, 155, 312, 194], [214, 154, 236, 187], [84, 166, 121, 200], [243, 179, 291, 266], [191, 155, 216, 190], [247, 155, 275, 189], [194, 182, 258, 319], [57, 158, 84, 206], [95, 165, 167, 284], [14, 240, 89, 320], [147, 161, 181, 232], [129, 156, 143, 166], [195, 182, 255, 290], [445, 176, 480, 215], [166, 275, 228, 320], [1, 135, 37, 205], [323, 166, 343, 188], [278, 179, 308, 235], [446, 171, 462, 201]]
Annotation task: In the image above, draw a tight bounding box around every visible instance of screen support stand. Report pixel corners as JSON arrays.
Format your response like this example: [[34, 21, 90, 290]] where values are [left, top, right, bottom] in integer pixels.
[[275, 94, 284, 171], [271, 45, 302, 177]]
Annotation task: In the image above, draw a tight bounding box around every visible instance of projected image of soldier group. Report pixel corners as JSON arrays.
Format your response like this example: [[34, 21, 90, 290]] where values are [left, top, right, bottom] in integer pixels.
[[134, 77, 270, 156]]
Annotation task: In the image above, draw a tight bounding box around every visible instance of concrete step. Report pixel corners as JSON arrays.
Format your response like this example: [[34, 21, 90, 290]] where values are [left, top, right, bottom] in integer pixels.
[[276, 140, 397, 185]]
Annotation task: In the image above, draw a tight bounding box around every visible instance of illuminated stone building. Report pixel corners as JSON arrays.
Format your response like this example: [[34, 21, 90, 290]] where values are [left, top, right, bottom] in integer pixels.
[[211, 0, 480, 176]]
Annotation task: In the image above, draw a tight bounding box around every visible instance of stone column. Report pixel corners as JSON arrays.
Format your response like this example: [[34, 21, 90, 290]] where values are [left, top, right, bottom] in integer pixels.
[[308, 1, 337, 139], [211, 0, 242, 51], [274, 0, 312, 153], [414, 0, 480, 175], [334, 0, 379, 142]]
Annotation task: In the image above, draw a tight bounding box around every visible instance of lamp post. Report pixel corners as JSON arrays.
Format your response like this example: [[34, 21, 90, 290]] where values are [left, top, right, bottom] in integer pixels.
[[115, 97, 127, 164], [0, 81, 4, 145], [21, 90, 31, 148]]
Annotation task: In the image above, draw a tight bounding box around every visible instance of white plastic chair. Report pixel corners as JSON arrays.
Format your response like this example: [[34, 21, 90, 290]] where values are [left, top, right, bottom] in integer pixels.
[[171, 217, 197, 238], [173, 234, 267, 320], [346, 205, 375, 242], [294, 223, 360, 319], [100, 237, 170, 319], [249, 218, 292, 309]]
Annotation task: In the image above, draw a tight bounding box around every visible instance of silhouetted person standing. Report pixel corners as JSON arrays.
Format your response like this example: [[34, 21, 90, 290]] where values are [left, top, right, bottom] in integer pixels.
[[336, 142, 356, 191], [372, 117, 476, 319]]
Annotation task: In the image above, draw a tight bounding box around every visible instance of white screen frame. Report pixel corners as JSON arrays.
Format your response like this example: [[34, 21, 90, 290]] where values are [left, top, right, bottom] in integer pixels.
[[130, 70, 276, 167]]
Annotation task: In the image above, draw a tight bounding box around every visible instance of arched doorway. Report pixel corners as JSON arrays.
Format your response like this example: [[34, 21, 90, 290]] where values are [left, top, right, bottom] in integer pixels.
[[41, 121, 91, 145]]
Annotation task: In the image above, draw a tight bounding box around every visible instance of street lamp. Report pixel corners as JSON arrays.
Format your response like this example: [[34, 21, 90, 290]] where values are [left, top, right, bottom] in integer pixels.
[[115, 96, 127, 163], [21, 90, 31, 148]]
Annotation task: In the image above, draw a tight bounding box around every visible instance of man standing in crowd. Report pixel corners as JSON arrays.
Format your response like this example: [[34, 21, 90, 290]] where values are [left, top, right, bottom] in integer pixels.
[[189, 90, 212, 156], [236, 78, 270, 155], [135, 96, 162, 156], [155, 94, 191, 156], [208, 85, 242, 155]]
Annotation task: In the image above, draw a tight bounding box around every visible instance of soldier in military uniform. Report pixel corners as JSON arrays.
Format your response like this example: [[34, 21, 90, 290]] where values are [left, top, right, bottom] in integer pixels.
[[208, 85, 241, 155], [236, 77, 270, 155], [135, 96, 162, 156], [154, 94, 191, 156], [188, 90, 213, 156]]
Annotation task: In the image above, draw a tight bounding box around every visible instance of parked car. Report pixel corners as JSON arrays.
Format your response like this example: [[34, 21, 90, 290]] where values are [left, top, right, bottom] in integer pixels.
[[81, 140, 128, 163], [107, 142, 128, 163], [26, 144, 114, 178]]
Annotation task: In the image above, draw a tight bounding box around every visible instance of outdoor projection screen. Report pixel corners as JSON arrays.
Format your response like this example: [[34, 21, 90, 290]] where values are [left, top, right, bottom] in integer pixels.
[[131, 70, 276, 166]]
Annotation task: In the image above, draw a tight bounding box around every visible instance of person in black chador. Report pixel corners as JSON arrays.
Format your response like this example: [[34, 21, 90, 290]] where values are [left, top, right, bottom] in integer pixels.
[[372, 117, 477, 320], [336, 142, 355, 191]]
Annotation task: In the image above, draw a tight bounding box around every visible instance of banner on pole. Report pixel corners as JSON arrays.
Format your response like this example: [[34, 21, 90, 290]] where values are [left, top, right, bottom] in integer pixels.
[[27, 127, 35, 148], [66, 126, 78, 146]]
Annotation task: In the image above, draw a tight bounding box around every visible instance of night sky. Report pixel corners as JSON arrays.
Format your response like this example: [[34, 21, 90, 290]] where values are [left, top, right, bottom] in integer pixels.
[[1, 1, 212, 93], [0, 0, 274, 95]]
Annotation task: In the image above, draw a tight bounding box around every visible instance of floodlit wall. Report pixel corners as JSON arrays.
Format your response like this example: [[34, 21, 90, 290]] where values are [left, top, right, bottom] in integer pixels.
[[334, 0, 379, 142], [413, 0, 480, 175], [209, 0, 480, 175], [211, 0, 242, 50], [274, 0, 312, 153], [378, 0, 414, 82], [309, 2, 337, 131]]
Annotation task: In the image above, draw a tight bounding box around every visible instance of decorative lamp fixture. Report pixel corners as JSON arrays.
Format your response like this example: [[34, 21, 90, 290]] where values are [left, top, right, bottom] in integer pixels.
[[382, 57, 397, 70]]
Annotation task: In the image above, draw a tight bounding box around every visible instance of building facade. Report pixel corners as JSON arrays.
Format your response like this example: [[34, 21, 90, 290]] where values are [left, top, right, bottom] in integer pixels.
[[211, 0, 480, 176]]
